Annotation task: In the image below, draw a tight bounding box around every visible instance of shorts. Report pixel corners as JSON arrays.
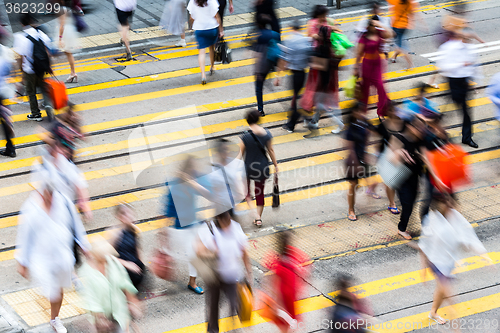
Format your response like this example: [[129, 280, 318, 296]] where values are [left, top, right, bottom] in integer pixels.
[[429, 262, 451, 283], [116, 8, 133, 26], [393, 27, 408, 50], [195, 27, 218, 49]]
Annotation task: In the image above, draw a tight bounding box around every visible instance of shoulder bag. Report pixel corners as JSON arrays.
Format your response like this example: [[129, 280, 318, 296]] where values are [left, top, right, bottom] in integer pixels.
[[189, 221, 221, 285]]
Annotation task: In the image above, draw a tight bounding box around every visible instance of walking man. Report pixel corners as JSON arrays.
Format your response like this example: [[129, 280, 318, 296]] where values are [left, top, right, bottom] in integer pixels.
[[13, 14, 54, 122], [437, 30, 478, 148], [114, 0, 137, 61]]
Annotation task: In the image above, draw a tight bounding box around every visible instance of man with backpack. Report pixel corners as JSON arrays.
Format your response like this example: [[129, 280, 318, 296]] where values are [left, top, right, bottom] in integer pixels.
[[13, 13, 54, 122]]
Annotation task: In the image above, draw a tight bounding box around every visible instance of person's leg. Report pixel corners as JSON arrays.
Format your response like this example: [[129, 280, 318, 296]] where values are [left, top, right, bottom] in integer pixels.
[[255, 74, 265, 113], [459, 79, 472, 143], [397, 175, 419, 233], [199, 48, 207, 81], [430, 279, 452, 324], [206, 283, 221, 333], [0, 117, 14, 155], [386, 185, 397, 210], [37, 75, 54, 121], [66, 52, 76, 77], [347, 180, 357, 218], [255, 179, 265, 219], [420, 172, 434, 221], [209, 44, 215, 72], [50, 290, 64, 320], [287, 70, 306, 130], [118, 21, 132, 57], [24, 73, 40, 116]]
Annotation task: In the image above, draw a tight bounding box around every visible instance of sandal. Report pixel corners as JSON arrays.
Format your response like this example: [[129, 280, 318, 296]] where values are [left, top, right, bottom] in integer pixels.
[[398, 230, 412, 240], [388, 206, 400, 214], [428, 313, 447, 325], [366, 191, 381, 199], [188, 285, 204, 294], [254, 219, 262, 227], [348, 213, 357, 221]]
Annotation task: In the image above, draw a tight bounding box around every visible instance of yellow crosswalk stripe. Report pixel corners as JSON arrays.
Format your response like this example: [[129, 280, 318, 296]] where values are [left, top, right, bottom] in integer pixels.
[[161, 253, 499, 333]]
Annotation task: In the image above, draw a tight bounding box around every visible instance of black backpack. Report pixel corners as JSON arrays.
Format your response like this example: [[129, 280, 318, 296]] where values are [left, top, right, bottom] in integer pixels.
[[25, 31, 52, 77]]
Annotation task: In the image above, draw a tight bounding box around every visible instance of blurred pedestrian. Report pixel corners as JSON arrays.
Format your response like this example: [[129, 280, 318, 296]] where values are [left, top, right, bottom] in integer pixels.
[[279, 21, 312, 133], [79, 237, 142, 333], [344, 103, 380, 221], [160, 0, 188, 47], [217, 0, 234, 28], [301, 5, 343, 137], [108, 204, 145, 288], [188, 0, 223, 85], [355, 2, 392, 60], [239, 110, 278, 227], [376, 101, 405, 214], [387, 0, 425, 69], [16, 180, 90, 333], [13, 13, 54, 122], [255, 0, 280, 34], [163, 156, 212, 294], [114, 0, 136, 61], [418, 195, 491, 326], [195, 211, 251, 333], [436, 30, 478, 148], [254, 14, 280, 116], [0, 38, 15, 158], [261, 231, 311, 332], [388, 115, 426, 239], [55, 0, 80, 82], [353, 16, 392, 117], [487, 72, 500, 122]]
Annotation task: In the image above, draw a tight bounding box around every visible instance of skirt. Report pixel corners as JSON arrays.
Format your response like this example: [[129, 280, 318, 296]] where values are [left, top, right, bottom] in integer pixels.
[[160, 0, 186, 36], [195, 27, 218, 49]]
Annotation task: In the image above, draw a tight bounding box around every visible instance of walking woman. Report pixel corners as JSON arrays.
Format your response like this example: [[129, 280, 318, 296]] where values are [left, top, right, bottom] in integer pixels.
[[254, 14, 280, 116], [387, 0, 425, 69], [239, 109, 278, 227], [55, 0, 80, 83], [353, 17, 393, 117], [160, 0, 188, 47], [301, 5, 341, 132], [187, 0, 223, 85], [108, 204, 145, 288], [344, 103, 380, 221]]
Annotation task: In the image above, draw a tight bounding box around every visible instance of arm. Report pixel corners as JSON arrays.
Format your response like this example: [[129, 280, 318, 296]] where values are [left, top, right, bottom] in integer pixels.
[[228, 0, 234, 13], [242, 248, 252, 283], [237, 139, 246, 160], [266, 138, 278, 175], [216, 13, 223, 36]]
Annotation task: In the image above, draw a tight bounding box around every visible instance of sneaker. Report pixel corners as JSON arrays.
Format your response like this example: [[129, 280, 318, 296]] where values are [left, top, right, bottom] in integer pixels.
[[0, 150, 16, 158], [282, 124, 293, 133], [331, 124, 344, 134], [175, 39, 187, 47], [50, 317, 67, 333], [307, 121, 319, 130], [259, 109, 265, 116], [27, 114, 42, 121]]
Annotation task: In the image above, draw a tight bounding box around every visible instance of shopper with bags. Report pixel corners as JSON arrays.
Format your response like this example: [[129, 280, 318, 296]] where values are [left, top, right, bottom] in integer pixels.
[[194, 211, 251, 333], [353, 16, 393, 117], [15, 179, 90, 333], [239, 110, 278, 227], [13, 13, 54, 122]]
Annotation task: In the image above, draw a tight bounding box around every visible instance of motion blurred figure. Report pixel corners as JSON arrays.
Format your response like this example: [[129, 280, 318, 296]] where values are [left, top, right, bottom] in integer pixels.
[[355, 2, 392, 60], [114, 0, 136, 60], [108, 204, 145, 288], [79, 237, 142, 333], [487, 72, 500, 122], [418, 195, 491, 326], [255, 0, 280, 34], [195, 211, 251, 333], [0, 34, 15, 158], [54, 0, 80, 82], [160, 0, 188, 47], [16, 180, 90, 333]]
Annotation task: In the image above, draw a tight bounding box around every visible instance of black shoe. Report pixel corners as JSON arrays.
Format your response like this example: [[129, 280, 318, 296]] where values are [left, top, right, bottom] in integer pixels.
[[282, 124, 293, 133], [259, 110, 265, 116], [27, 114, 43, 121], [0, 150, 16, 158], [462, 139, 478, 148]]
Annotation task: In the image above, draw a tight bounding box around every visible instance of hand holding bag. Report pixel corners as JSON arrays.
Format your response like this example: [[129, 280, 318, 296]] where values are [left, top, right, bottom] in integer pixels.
[[237, 280, 253, 322], [189, 221, 220, 285], [272, 175, 280, 208], [376, 149, 412, 190]]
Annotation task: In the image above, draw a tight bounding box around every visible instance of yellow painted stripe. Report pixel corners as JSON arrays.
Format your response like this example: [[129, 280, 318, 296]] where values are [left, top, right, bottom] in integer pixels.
[[161, 252, 499, 333], [376, 293, 500, 332]]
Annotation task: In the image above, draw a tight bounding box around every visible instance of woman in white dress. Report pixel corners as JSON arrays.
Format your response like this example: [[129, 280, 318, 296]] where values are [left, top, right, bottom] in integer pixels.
[[160, 0, 188, 47], [55, 1, 81, 83]]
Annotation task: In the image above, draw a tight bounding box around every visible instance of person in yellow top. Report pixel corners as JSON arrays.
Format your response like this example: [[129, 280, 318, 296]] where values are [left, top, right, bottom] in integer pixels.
[[387, 0, 425, 69]]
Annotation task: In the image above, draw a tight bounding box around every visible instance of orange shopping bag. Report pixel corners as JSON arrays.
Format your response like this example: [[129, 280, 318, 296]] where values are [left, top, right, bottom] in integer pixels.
[[427, 143, 470, 191], [45, 78, 68, 110]]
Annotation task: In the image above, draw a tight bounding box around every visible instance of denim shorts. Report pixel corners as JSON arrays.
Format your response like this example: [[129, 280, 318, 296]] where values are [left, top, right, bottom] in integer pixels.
[[393, 27, 407, 50]]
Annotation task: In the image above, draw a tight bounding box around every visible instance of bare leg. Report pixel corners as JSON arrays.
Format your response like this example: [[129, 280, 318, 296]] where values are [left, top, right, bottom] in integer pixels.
[[348, 180, 357, 217], [118, 24, 132, 55], [198, 48, 206, 80], [209, 45, 215, 72], [181, 32, 185, 39], [50, 290, 64, 320], [189, 276, 199, 289], [66, 52, 76, 76], [386, 185, 396, 208], [256, 205, 264, 219]]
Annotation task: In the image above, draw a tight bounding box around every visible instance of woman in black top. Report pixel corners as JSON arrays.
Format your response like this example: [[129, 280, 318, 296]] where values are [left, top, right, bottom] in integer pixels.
[[388, 115, 426, 240], [239, 110, 278, 227], [109, 204, 145, 288]]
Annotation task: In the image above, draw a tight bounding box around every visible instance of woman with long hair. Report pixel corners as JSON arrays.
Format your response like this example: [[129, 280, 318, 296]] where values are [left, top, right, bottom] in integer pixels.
[[187, 0, 223, 85], [353, 17, 393, 117]]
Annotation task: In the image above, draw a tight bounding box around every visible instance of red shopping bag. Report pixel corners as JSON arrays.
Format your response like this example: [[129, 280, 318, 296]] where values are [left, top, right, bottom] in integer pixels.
[[150, 249, 175, 281], [427, 143, 470, 191], [45, 78, 68, 110]]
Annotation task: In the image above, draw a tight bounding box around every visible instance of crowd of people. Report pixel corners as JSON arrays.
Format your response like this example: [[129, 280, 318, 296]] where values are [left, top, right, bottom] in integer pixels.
[[2, 0, 498, 332]]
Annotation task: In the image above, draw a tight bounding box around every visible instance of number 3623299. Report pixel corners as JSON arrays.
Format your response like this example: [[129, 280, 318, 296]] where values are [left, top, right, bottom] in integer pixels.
[[6, 2, 61, 14]]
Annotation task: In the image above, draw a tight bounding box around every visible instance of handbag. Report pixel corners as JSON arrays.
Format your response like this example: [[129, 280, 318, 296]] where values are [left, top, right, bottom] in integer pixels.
[[426, 143, 470, 191], [189, 221, 220, 285], [45, 77, 68, 109], [344, 75, 357, 98], [74, 13, 88, 33], [376, 149, 412, 190], [272, 180, 280, 208], [215, 38, 232, 64], [237, 281, 253, 322], [150, 249, 175, 281], [330, 32, 354, 58]]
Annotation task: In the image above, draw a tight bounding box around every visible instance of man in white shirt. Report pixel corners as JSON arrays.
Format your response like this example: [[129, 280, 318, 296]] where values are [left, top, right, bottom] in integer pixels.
[[13, 14, 54, 122], [114, 0, 137, 60], [436, 30, 477, 148]]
